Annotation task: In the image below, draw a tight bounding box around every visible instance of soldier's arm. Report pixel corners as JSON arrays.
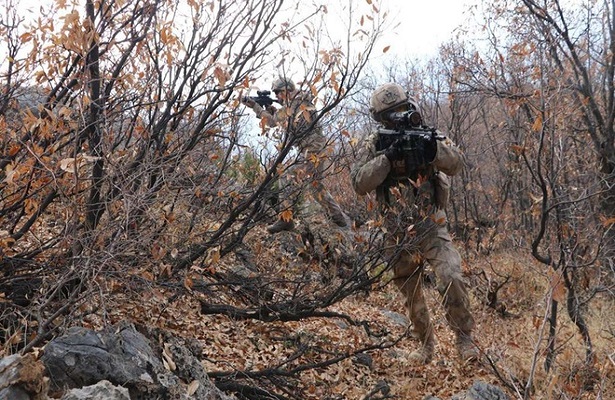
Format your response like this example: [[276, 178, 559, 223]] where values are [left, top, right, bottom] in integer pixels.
[[351, 134, 391, 195], [432, 136, 464, 176], [251, 104, 278, 128], [288, 99, 319, 138]]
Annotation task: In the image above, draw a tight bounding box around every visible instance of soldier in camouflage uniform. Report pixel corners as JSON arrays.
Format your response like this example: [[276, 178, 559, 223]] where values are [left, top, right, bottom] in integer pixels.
[[351, 83, 478, 364], [243, 77, 349, 233]]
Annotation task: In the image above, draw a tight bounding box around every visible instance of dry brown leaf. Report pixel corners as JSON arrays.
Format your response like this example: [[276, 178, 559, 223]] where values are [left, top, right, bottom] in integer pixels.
[[162, 343, 176, 371], [187, 380, 200, 395]]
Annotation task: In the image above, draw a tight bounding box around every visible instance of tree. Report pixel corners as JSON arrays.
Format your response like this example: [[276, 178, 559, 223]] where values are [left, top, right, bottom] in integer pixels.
[[438, 0, 613, 396], [518, 0, 615, 261], [1, 0, 390, 397]]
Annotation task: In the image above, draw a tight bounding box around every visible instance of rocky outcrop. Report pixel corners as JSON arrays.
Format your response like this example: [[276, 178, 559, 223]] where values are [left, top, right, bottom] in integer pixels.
[[425, 381, 510, 400], [1, 321, 236, 400], [59, 380, 130, 400], [0, 353, 47, 400], [1, 324, 511, 400]]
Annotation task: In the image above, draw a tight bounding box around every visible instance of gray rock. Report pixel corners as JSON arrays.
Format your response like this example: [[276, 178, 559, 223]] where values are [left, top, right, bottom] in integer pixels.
[[0, 386, 31, 400], [352, 353, 373, 369], [41, 321, 238, 399], [0, 353, 47, 400], [42, 322, 160, 390], [452, 381, 510, 400], [382, 310, 409, 326], [60, 380, 130, 400]]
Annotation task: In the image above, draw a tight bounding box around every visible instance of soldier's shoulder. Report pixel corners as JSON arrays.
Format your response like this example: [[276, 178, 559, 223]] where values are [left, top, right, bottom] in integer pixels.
[[293, 92, 316, 106], [353, 130, 379, 153]]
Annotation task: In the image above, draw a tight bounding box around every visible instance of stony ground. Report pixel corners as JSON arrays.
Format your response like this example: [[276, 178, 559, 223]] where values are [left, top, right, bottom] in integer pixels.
[[79, 223, 614, 399]]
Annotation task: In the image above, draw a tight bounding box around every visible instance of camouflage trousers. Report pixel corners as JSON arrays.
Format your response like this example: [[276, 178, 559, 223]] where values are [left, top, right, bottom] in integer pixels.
[[388, 210, 474, 341]]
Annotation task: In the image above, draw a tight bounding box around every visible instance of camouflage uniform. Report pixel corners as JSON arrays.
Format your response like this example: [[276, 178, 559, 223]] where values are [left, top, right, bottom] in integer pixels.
[[350, 83, 477, 364], [247, 78, 348, 232]]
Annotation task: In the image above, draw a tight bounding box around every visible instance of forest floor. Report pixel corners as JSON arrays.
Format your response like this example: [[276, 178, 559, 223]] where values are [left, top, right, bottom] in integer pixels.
[[79, 223, 615, 400]]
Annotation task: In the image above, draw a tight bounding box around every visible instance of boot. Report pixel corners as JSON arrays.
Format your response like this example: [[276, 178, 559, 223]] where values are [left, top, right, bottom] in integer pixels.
[[456, 334, 479, 363], [408, 331, 434, 365], [267, 219, 295, 234]]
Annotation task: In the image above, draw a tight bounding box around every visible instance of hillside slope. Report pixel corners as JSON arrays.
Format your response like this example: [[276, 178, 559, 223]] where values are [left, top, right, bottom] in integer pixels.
[[82, 219, 614, 399]]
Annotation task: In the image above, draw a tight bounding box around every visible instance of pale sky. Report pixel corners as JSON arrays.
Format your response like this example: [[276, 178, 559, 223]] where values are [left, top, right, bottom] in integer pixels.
[[7, 0, 481, 90], [377, 0, 479, 59], [13, 0, 478, 61]]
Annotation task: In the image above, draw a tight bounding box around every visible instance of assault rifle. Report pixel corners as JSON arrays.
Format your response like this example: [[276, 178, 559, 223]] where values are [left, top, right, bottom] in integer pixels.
[[377, 126, 443, 152], [377, 110, 445, 177], [242, 90, 279, 108]]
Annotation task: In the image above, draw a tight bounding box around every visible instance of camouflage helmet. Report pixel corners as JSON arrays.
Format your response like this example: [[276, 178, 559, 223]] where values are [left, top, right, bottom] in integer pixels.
[[271, 77, 296, 93], [369, 83, 419, 121]]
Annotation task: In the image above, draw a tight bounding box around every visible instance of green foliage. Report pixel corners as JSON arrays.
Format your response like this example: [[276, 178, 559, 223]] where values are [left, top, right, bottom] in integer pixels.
[[237, 150, 263, 185]]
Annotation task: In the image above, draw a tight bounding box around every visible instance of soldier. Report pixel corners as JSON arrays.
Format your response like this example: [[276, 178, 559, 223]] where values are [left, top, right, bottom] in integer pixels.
[[242, 76, 349, 233], [350, 83, 478, 364]]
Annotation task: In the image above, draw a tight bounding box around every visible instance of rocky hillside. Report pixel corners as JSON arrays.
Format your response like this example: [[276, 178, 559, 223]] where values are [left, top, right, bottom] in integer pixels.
[[1, 213, 613, 399]]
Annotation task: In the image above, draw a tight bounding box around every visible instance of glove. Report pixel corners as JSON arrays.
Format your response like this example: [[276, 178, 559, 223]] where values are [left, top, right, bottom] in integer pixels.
[[385, 139, 408, 178], [407, 133, 437, 169], [384, 139, 405, 163], [265, 104, 277, 115], [423, 133, 437, 164], [241, 96, 256, 108]]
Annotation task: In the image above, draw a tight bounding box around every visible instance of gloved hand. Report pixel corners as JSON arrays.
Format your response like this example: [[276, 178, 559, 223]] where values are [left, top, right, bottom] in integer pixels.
[[384, 139, 405, 163], [265, 104, 277, 115], [423, 133, 438, 164], [405, 135, 438, 171], [241, 96, 256, 108], [385, 139, 407, 178]]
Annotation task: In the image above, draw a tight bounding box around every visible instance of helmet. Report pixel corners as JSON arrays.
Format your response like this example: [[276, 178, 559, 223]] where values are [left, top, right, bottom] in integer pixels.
[[271, 77, 296, 93], [369, 83, 419, 121]]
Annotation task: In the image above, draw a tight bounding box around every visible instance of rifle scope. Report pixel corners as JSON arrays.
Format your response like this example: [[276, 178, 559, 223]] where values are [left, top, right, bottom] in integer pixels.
[[385, 110, 423, 127]]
